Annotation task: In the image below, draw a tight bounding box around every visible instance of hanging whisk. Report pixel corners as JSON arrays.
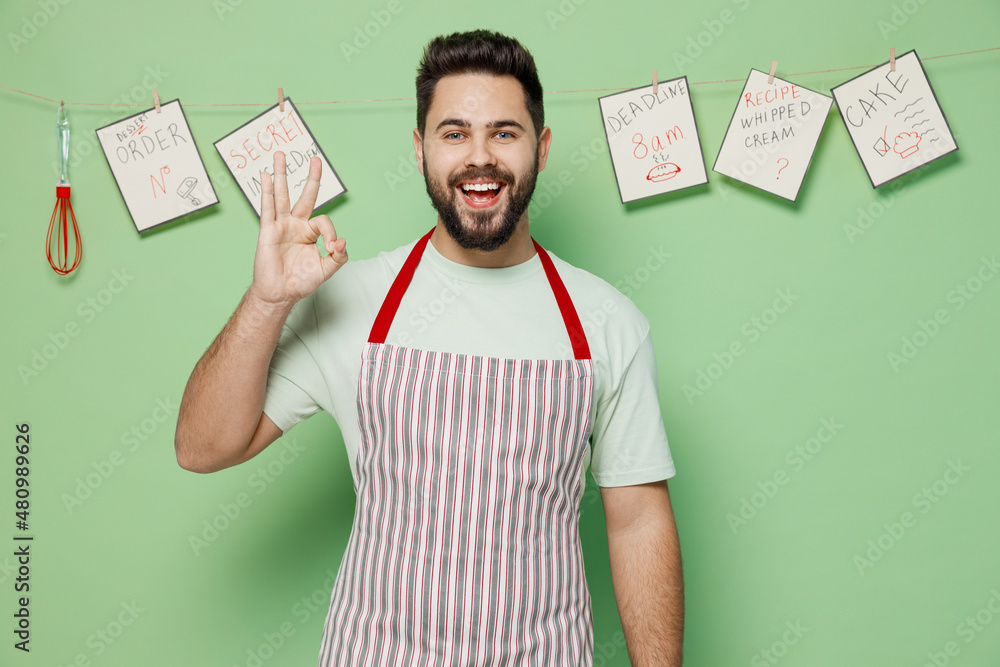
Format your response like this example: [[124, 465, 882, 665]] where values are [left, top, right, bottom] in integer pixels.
[[47, 101, 82, 275]]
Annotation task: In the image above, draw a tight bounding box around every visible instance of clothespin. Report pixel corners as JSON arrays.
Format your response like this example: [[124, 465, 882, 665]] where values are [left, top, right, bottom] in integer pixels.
[[652, 70, 658, 95], [278, 87, 285, 112], [153, 89, 161, 113], [768, 61, 777, 85], [889, 48, 896, 72]]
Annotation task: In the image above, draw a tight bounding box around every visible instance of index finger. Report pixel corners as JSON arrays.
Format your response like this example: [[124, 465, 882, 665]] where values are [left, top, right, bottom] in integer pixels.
[[291, 156, 323, 220], [260, 169, 275, 223], [273, 150, 292, 216]]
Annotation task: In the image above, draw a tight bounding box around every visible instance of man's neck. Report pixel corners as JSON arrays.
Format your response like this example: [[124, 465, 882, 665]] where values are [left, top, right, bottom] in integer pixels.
[[429, 219, 536, 268]]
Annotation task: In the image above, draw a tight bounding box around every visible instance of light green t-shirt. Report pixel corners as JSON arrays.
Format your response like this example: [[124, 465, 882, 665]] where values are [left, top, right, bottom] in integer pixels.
[[262, 234, 676, 488]]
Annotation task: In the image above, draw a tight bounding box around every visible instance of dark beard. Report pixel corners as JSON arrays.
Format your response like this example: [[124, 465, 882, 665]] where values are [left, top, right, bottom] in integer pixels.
[[423, 153, 539, 252]]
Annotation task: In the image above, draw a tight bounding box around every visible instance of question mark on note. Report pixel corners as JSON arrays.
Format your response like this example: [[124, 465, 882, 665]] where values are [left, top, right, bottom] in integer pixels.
[[776, 158, 789, 180]]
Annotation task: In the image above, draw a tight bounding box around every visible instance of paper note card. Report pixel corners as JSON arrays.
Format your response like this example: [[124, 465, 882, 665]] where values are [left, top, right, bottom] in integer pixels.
[[832, 50, 957, 187], [96, 99, 219, 233], [598, 76, 708, 203], [214, 98, 346, 216], [713, 70, 832, 201]]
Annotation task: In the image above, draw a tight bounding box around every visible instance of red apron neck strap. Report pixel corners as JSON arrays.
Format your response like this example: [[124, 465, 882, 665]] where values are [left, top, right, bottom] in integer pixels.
[[531, 238, 591, 360], [368, 228, 592, 361], [368, 227, 435, 345]]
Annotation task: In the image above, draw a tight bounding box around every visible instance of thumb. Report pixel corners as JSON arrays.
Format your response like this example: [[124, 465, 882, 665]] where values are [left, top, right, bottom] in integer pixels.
[[319, 237, 349, 280]]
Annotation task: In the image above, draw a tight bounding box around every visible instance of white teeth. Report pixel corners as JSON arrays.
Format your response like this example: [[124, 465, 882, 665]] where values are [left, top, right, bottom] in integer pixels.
[[461, 182, 500, 191]]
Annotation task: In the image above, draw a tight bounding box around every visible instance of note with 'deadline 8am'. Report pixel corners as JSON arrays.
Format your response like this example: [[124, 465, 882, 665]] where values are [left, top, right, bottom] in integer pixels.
[[713, 69, 832, 202], [598, 76, 708, 204], [832, 50, 958, 188]]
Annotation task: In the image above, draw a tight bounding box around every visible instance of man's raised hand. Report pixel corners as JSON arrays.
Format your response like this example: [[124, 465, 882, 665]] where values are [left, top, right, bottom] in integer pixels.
[[249, 151, 348, 311]]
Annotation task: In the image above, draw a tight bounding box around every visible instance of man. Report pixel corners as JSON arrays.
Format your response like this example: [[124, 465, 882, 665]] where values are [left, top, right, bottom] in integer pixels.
[[175, 30, 683, 666]]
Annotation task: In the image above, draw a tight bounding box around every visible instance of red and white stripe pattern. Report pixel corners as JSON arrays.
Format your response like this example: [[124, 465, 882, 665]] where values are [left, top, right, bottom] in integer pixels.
[[319, 228, 596, 666], [319, 343, 595, 666]]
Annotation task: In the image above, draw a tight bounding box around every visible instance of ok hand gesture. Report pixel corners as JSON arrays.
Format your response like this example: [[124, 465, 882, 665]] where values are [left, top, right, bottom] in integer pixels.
[[249, 151, 348, 310]]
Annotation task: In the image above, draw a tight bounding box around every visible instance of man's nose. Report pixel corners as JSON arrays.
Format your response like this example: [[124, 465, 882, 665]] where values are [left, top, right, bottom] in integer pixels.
[[464, 134, 496, 168]]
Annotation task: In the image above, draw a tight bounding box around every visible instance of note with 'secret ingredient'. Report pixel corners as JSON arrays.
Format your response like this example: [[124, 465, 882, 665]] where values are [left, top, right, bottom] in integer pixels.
[[214, 98, 346, 216]]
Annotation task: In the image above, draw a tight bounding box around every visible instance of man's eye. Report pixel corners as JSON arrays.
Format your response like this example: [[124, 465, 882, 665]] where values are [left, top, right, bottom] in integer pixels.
[[496, 131, 513, 139], [446, 132, 463, 140]]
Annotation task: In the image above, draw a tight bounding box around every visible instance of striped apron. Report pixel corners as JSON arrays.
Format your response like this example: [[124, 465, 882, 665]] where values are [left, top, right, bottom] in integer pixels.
[[319, 227, 595, 667]]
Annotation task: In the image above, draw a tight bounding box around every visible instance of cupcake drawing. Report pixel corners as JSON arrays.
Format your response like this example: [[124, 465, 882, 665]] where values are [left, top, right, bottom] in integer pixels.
[[893, 132, 921, 159]]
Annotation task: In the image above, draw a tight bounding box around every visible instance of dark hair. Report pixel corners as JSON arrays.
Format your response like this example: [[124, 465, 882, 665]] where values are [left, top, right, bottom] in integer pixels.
[[415, 30, 544, 139]]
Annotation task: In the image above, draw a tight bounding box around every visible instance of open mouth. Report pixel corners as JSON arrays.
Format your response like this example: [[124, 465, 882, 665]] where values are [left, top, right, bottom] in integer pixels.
[[457, 181, 506, 208]]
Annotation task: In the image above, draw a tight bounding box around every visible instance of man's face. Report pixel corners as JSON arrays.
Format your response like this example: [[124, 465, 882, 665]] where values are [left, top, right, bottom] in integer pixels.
[[414, 73, 551, 251]]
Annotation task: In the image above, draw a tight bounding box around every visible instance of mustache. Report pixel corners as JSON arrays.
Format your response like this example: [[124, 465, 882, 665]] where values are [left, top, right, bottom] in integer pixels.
[[447, 167, 515, 188]]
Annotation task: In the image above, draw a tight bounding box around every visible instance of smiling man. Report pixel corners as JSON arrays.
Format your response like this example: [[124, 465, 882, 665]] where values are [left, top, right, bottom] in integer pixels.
[[418, 72, 540, 257], [175, 30, 682, 667]]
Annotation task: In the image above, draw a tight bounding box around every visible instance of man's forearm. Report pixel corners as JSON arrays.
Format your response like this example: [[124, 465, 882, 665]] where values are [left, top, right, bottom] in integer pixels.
[[174, 288, 292, 472], [606, 497, 685, 666]]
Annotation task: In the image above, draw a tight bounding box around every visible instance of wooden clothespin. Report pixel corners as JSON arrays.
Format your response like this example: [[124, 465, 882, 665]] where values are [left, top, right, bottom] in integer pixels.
[[153, 89, 161, 113], [768, 61, 777, 85], [278, 87, 285, 112], [652, 70, 658, 95], [889, 48, 896, 72]]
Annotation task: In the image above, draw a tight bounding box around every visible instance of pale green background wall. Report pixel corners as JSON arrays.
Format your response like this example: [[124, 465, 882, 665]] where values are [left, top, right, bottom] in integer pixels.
[[2, 0, 999, 665]]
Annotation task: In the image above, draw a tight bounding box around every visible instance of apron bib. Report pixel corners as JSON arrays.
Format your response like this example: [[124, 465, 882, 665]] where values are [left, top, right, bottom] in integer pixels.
[[319, 227, 595, 666]]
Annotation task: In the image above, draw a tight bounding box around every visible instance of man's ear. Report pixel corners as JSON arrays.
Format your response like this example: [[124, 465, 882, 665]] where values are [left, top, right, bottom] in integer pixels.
[[536, 126, 552, 173], [413, 128, 424, 176]]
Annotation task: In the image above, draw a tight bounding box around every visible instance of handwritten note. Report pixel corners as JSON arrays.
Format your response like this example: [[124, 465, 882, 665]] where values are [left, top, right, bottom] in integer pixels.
[[713, 70, 832, 201], [96, 99, 218, 233], [598, 76, 707, 203], [832, 50, 957, 187], [214, 97, 346, 216]]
